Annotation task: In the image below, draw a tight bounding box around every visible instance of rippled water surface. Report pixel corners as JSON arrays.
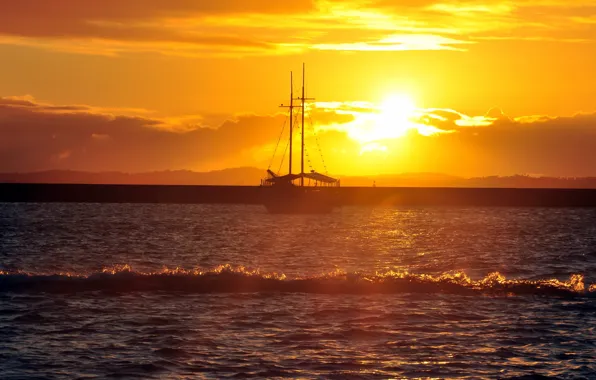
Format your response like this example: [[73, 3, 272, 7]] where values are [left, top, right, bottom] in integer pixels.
[[1, 203, 595, 378]]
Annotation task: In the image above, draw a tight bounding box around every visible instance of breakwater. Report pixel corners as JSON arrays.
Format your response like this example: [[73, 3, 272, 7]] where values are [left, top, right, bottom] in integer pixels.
[[2, 183, 596, 207]]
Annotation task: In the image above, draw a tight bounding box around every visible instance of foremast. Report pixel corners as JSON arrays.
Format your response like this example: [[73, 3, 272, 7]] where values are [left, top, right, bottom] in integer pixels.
[[280, 72, 295, 176]]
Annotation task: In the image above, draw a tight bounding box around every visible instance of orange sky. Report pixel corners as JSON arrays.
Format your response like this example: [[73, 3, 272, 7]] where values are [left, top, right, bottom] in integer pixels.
[[1, 1, 595, 177]]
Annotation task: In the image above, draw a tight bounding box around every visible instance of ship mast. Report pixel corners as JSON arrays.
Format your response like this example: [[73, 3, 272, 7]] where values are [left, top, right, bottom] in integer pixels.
[[298, 63, 314, 186], [289, 72, 293, 176], [280, 72, 295, 176], [301, 64, 305, 186]]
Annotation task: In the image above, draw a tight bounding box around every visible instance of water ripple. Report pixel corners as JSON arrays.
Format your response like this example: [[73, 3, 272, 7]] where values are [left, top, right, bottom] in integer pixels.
[[1, 204, 596, 378]]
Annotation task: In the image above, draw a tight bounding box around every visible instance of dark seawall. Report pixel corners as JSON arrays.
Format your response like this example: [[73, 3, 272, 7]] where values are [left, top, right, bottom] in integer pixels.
[[2, 183, 596, 207]]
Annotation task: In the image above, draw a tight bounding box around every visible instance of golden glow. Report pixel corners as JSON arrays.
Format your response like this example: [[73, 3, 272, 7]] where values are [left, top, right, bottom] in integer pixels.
[[343, 95, 420, 146], [313, 96, 452, 158], [312, 34, 472, 52]]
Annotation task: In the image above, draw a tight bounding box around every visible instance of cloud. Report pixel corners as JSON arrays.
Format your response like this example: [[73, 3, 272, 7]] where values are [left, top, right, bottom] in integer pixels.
[[0, 0, 318, 56], [0, 1, 317, 23], [312, 33, 473, 51], [307, 101, 596, 177], [0, 96, 352, 172], [2, 95, 596, 177], [367, 0, 596, 44], [390, 110, 596, 177], [0, 0, 592, 56]]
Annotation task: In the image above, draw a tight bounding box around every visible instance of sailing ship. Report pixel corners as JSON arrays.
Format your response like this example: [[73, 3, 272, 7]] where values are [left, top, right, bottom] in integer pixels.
[[260, 64, 340, 214]]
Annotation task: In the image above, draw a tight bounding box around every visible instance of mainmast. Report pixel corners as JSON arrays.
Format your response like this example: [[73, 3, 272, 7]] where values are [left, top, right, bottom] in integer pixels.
[[289, 72, 293, 176], [298, 63, 314, 186], [301, 64, 305, 186]]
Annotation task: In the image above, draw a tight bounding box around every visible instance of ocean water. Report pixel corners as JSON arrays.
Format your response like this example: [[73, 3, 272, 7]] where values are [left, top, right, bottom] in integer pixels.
[[1, 203, 595, 379]]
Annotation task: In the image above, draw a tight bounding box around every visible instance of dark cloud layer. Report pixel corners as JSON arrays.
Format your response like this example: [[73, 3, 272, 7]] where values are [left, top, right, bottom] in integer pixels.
[[375, 111, 596, 177], [0, 1, 316, 21], [0, 97, 287, 172], [2, 96, 596, 176]]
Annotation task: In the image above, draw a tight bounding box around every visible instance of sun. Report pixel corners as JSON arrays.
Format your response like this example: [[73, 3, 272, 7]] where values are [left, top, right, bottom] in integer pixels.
[[381, 95, 417, 120], [356, 94, 418, 143], [350, 94, 419, 154], [378, 94, 417, 135], [330, 94, 426, 154]]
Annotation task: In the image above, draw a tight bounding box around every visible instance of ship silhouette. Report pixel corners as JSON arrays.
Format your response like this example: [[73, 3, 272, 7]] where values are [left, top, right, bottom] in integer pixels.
[[260, 64, 340, 214]]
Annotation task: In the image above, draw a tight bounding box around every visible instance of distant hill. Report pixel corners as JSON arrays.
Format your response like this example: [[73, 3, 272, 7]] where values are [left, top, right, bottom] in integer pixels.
[[0, 167, 265, 186], [1, 168, 596, 188], [338, 173, 596, 188], [339, 172, 462, 187]]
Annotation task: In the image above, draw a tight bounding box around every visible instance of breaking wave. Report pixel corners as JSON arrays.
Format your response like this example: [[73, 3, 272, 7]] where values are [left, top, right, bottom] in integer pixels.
[[1, 265, 594, 297]]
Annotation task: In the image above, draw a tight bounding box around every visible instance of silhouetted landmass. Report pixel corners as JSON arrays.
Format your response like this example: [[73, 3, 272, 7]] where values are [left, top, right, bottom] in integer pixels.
[[340, 173, 596, 188], [2, 168, 596, 188], [0, 168, 264, 186]]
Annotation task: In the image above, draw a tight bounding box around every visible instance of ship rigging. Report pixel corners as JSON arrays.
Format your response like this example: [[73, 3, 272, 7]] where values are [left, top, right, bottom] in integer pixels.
[[260, 64, 340, 213], [261, 64, 340, 189]]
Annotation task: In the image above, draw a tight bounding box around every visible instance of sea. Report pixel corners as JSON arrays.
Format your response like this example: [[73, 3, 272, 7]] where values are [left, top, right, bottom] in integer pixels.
[[1, 203, 595, 379]]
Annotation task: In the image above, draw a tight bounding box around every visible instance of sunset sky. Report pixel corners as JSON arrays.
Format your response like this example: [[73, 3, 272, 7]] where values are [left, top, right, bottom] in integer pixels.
[[1, 0, 595, 177]]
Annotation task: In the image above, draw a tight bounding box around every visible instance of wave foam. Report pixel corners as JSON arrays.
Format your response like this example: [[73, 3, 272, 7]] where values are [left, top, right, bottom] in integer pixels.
[[0, 265, 593, 297]]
